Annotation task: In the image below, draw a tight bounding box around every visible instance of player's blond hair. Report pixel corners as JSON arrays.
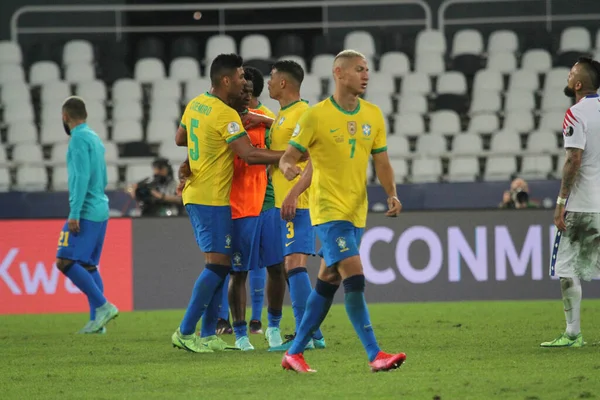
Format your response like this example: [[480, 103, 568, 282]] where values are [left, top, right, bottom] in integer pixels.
[[334, 49, 366, 63]]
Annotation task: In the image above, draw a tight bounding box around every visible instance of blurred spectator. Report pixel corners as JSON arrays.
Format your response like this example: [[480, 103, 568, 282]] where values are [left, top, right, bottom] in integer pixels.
[[499, 178, 540, 209], [127, 158, 183, 216]]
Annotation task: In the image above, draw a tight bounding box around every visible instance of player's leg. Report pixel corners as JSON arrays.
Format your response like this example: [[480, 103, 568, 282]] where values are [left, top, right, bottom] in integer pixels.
[[216, 274, 233, 335], [249, 266, 266, 333], [83, 264, 104, 322]]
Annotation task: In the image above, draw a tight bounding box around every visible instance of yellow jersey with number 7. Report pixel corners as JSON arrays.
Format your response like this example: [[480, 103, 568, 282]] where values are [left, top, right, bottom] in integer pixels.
[[289, 97, 387, 228], [269, 100, 310, 209], [180, 92, 247, 206]]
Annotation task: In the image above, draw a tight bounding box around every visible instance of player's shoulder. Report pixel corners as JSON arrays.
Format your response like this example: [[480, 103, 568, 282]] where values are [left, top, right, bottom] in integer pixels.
[[258, 104, 276, 119], [571, 95, 599, 116], [249, 107, 266, 116], [358, 98, 385, 116]]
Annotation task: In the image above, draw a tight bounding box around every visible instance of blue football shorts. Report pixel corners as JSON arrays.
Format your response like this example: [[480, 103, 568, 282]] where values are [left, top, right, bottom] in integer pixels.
[[277, 208, 316, 257], [231, 216, 261, 272], [56, 218, 108, 266], [185, 204, 233, 256], [258, 207, 284, 268], [316, 220, 365, 267]]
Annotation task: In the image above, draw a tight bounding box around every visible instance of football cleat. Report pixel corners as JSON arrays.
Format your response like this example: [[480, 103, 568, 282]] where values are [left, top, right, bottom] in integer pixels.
[[216, 318, 233, 335], [249, 320, 263, 334], [540, 333, 585, 348], [369, 351, 407, 372], [282, 352, 316, 373]]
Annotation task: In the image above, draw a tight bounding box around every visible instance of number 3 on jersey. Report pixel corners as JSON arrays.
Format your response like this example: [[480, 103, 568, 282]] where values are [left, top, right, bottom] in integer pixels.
[[189, 118, 200, 161], [286, 221, 295, 239]]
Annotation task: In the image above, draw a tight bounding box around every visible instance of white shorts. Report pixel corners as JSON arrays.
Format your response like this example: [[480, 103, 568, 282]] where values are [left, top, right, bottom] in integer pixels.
[[550, 212, 600, 281]]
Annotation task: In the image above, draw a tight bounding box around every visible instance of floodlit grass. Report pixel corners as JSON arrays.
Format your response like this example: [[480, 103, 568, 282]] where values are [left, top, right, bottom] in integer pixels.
[[1, 301, 600, 399]]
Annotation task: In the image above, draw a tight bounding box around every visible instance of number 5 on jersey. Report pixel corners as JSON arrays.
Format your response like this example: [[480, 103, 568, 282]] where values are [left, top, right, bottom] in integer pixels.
[[189, 118, 200, 161]]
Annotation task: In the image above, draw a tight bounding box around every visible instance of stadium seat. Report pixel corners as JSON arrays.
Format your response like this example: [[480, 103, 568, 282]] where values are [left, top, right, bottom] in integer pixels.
[[150, 99, 181, 121], [147, 119, 177, 143], [401, 72, 431, 95], [125, 164, 151, 184], [295, 74, 319, 98], [489, 130, 521, 153], [51, 142, 69, 163], [64, 63, 96, 83], [389, 159, 408, 183], [433, 93, 469, 114], [104, 141, 119, 164], [398, 94, 427, 115], [105, 165, 119, 189], [596, 29, 600, 50], [184, 78, 211, 103], [366, 73, 395, 95], [559, 27, 591, 53], [521, 49, 552, 72], [240, 34, 272, 60], [0, 64, 25, 84], [112, 120, 143, 143], [12, 143, 44, 163], [469, 90, 502, 114], [0, 146, 6, 163], [541, 89, 572, 112], [277, 55, 307, 72], [416, 134, 446, 155], [0, 41, 23, 65], [527, 130, 559, 153], [448, 157, 479, 182], [393, 114, 424, 136], [411, 158, 442, 183], [508, 70, 539, 93], [275, 34, 305, 58], [415, 52, 445, 76], [468, 114, 499, 134], [415, 30, 446, 55], [486, 52, 517, 73], [40, 106, 63, 124], [437, 71, 467, 95], [520, 155, 552, 180], [29, 61, 61, 85], [555, 152, 566, 176], [40, 120, 70, 145], [539, 110, 565, 132], [111, 100, 143, 122], [170, 36, 199, 60], [310, 54, 336, 78], [15, 166, 47, 191], [0, 81, 30, 104], [555, 51, 586, 69], [112, 79, 143, 103], [386, 135, 410, 158], [366, 93, 393, 115], [429, 110, 461, 135], [84, 100, 106, 121], [135, 37, 165, 61], [484, 155, 517, 181], [451, 54, 484, 77], [3, 101, 35, 125], [134, 58, 166, 83], [452, 133, 482, 155], [379, 52, 411, 76], [487, 30, 519, 54], [204, 35, 237, 66], [473, 69, 504, 93], [41, 81, 71, 105], [545, 67, 570, 90], [503, 111, 535, 133], [62, 40, 94, 65], [158, 140, 186, 160], [151, 79, 182, 101], [6, 121, 38, 145], [451, 29, 484, 56], [344, 31, 376, 58], [52, 165, 69, 190], [0, 168, 10, 191], [76, 80, 107, 102], [504, 90, 535, 112]]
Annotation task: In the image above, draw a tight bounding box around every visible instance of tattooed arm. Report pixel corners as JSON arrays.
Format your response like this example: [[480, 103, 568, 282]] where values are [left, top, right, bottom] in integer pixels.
[[554, 148, 583, 231]]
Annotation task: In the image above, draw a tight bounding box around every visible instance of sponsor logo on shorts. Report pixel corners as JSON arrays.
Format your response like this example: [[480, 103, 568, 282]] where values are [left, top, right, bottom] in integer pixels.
[[233, 252, 242, 266], [225, 234, 232, 248], [285, 241, 295, 247]]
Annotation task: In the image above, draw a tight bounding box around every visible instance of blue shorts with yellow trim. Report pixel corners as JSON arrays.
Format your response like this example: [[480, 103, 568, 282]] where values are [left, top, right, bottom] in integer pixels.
[[259, 207, 284, 268], [186, 204, 233, 255], [56, 219, 108, 265], [278, 208, 315, 256], [231, 216, 261, 272], [316, 220, 364, 267]]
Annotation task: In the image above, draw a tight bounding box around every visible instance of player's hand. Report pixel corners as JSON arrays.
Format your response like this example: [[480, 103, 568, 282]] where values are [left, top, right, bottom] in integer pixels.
[[282, 164, 302, 181], [386, 196, 402, 217], [242, 112, 264, 130], [299, 151, 310, 162], [179, 159, 191, 179], [281, 193, 298, 221], [68, 219, 80, 234], [127, 183, 137, 199], [176, 179, 186, 196], [554, 204, 566, 231]]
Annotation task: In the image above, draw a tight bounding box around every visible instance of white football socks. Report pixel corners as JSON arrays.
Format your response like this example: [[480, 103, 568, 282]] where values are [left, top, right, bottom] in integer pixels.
[[560, 276, 582, 338]]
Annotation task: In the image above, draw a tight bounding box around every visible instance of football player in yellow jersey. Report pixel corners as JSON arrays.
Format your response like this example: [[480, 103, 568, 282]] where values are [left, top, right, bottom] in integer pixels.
[[278, 50, 406, 373], [170, 54, 284, 353]]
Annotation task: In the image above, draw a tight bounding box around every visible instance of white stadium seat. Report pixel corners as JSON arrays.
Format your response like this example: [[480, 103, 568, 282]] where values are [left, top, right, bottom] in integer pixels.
[[473, 70, 504, 93], [503, 111, 535, 133], [559, 27, 591, 53], [344, 31, 376, 58], [15, 166, 47, 191], [147, 119, 177, 143], [448, 157, 479, 182], [76, 80, 107, 102], [437, 71, 467, 95], [416, 134, 446, 156], [12, 143, 43, 163], [429, 110, 461, 135], [527, 130, 559, 153], [0, 64, 25, 84], [240, 34, 271, 60], [204, 35, 237, 67], [311, 54, 336, 78], [415, 30, 446, 55], [415, 52, 445, 76], [379, 52, 411, 76], [29, 61, 61, 85], [0, 41, 23, 65], [65, 63, 96, 83], [62, 40, 94, 65], [520, 155, 553, 180], [112, 100, 143, 122], [151, 79, 182, 101], [0, 168, 10, 191], [126, 164, 151, 184], [521, 49, 552, 73], [366, 73, 395, 96], [149, 99, 181, 121], [41, 81, 71, 105], [389, 159, 408, 183], [508, 70, 539, 93], [545, 68, 571, 90], [134, 58, 166, 83], [489, 130, 521, 153], [468, 114, 499, 134], [539, 111, 565, 132], [486, 52, 517, 73], [112, 79, 143, 102], [184, 78, 211, 103], [411, 158, 442, 183], [112, 120, 143, 143], [484, 155, 517, 181], [401, 72, 431, 95], [469, 91, 502, 114], [7, 121, 37, 145], [1, 81, 30, 104], [452, 133, 482, 155], [398, 94, 427, 115], [504, 90, 535, 112], [170, 57, 201, 81], [393, 114, 425, 136], [487, 30, 519, 54], [452, 29, 484, 56], [386, 135, 410, 158]]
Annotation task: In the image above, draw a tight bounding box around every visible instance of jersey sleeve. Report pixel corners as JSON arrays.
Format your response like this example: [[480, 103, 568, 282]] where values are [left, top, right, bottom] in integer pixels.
[[371, 106, 388, 154], [289, 108, 316, 153], [217, 107, 247, 143], [563, 107, 586, 150]]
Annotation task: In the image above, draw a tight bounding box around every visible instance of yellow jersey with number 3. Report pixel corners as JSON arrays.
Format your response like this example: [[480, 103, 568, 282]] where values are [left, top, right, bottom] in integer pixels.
[[180, 92, 247, 206], [270, 100, 310, 208], [289, 96, 387, 228]]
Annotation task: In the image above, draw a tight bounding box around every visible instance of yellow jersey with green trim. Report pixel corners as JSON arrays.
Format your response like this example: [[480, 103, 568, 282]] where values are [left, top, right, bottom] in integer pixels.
[[257, 102, 277, 119], [180, 92, 247, 206], [289, 96, 387, 228], [270, 100, 310, 209]]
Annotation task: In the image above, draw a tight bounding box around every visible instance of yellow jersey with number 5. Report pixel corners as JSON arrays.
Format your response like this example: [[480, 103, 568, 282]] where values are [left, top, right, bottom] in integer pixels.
[[180, 92, 247, 206], [270, 100, 310, 209], [289, 96, 387, 228]]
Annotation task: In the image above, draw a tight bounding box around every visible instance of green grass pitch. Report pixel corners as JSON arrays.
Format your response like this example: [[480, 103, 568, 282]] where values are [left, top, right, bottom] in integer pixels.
[[1, 301, 600, 400]]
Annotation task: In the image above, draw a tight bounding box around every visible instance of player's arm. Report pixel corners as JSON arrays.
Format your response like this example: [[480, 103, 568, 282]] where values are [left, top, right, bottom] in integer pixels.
[[280, 110, 315, 180], [67, 137, 91, 232], [281, 159, 312, 220], [372, 108, 401, 217], [242, 112, 274, 130], [175, 125, 187, 146]]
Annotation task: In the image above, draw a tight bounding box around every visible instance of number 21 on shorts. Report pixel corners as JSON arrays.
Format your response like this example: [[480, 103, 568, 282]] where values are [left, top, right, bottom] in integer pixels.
[[58, 231, 70, 247]]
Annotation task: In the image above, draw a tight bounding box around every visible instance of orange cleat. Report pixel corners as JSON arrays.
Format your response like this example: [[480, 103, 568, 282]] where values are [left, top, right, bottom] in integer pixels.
[[281, 351, 317, 373], [369, 351, 406, 372]]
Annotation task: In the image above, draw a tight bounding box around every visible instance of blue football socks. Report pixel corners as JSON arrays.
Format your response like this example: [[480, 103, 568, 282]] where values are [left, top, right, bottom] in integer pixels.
[[63, 263, 106, 311], [233, 320, 248, 339], [343, 275, 380, 362], [288, 267, 324, 339], [267, 307, 282, 328], [88, 269, 104, 320], [249, 267, 266, 321], [201, 278, 225, 337], [218, 274, 230, 321], [180, 264, 228, 335]]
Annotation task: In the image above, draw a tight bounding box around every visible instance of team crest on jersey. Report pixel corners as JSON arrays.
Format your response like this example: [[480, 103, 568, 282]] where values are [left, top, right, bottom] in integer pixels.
[[278, 117, 285, 126], [225, 234, 232, 248], [563, 125, 574, 137], [336, 237, 349, 252], [347, 121, 357, 136], [233, 252, 242, 266], [292, 123, 300, 137], [362, 124, 371, 137], [227, 122, 240, 135]]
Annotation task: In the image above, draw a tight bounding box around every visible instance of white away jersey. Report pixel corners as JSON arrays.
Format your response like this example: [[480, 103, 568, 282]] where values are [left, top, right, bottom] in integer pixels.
[[562, 94, 600, 212]]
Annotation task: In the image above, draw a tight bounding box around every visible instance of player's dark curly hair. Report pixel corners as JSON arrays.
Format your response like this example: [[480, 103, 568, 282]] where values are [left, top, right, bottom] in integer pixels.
[[210, 53, 244, 86], [243, 66, 264, 97], [577, 56, 600, 90], [272, 60, 304, 85]]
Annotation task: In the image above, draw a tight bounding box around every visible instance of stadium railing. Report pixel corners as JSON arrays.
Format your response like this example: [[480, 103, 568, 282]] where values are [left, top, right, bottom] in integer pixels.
[[10, 0, 433, 42]]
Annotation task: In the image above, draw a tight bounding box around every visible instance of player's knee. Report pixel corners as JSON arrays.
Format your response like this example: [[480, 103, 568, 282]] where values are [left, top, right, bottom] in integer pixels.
[[286, 266, 308, 279], [82, 264, 97, 273], [205, 263, 230, 279], [55, 258, 74, 274], [315, 279, 339, 299], [285, 254, 307, 271], [342, 274, 365, 293], [317, 267, 341, 286], [230, 271, 248, 283], [266, 263, 283, 276]]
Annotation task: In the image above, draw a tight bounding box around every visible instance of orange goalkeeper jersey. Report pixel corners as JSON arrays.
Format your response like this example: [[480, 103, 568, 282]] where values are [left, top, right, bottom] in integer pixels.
[[230, 108, 268, 219]]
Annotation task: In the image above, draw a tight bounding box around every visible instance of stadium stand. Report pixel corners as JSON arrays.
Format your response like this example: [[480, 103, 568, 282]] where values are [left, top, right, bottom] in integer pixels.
[[1, 24, 598, 191]]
